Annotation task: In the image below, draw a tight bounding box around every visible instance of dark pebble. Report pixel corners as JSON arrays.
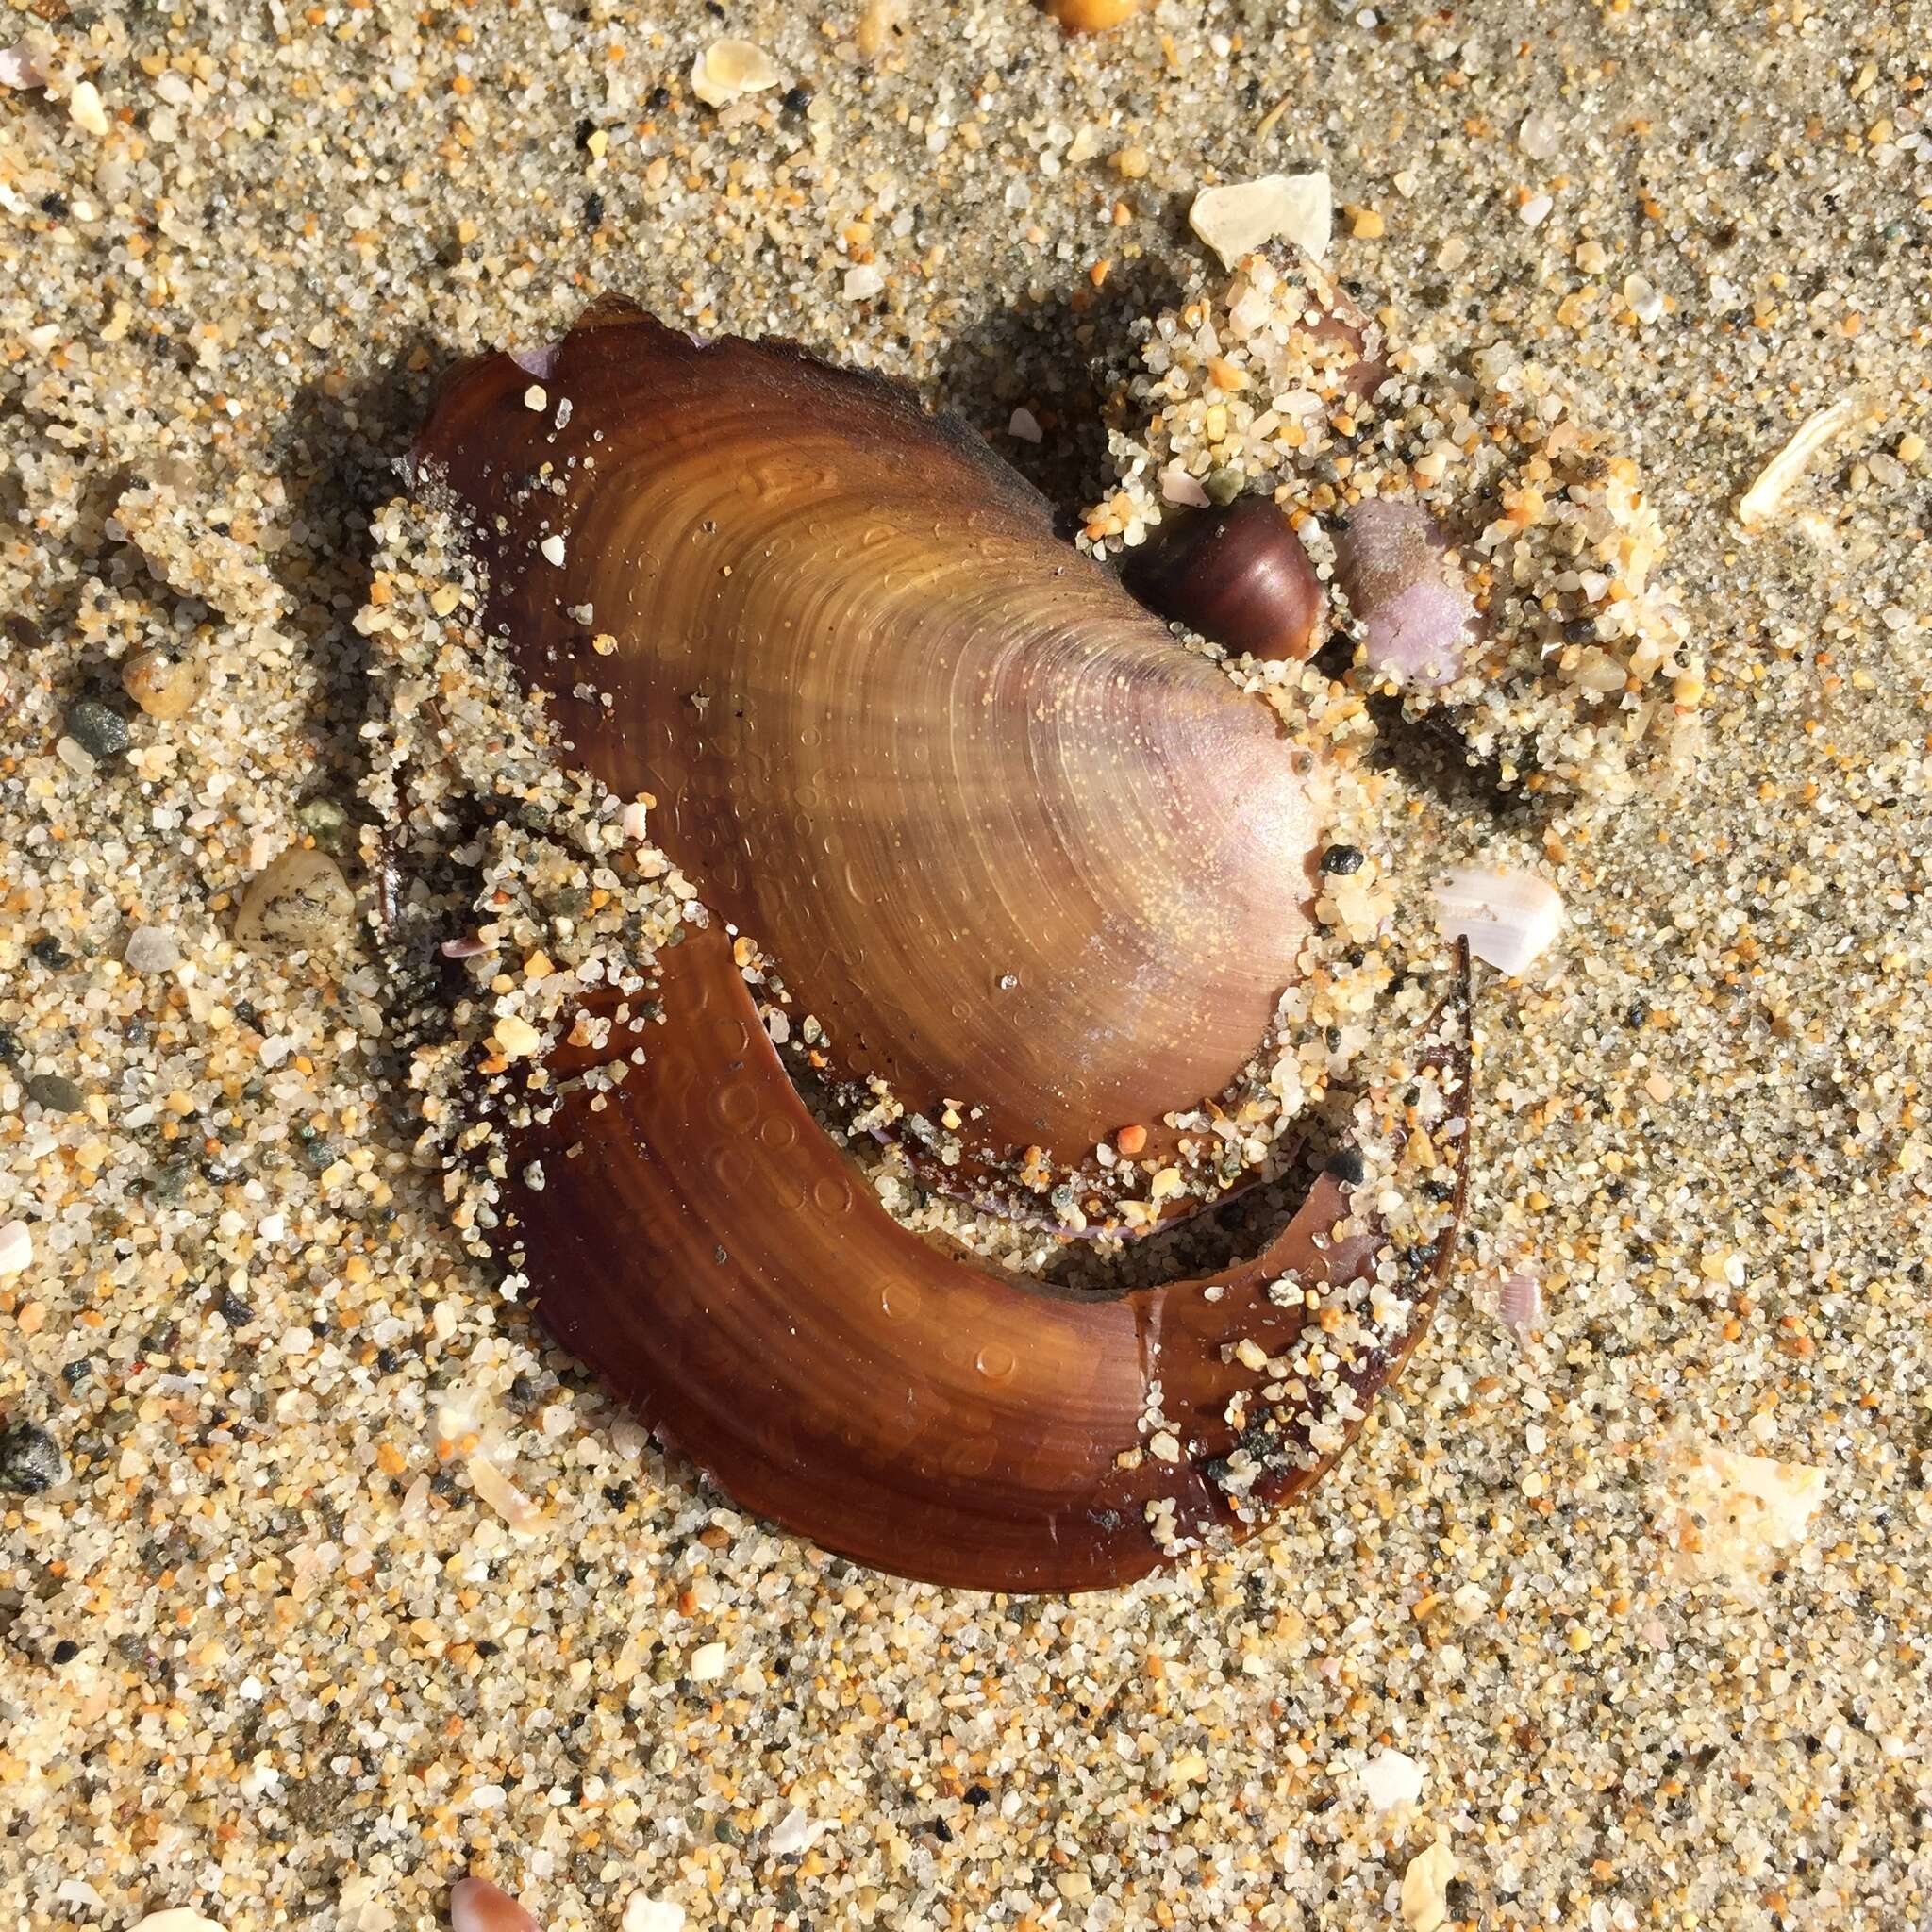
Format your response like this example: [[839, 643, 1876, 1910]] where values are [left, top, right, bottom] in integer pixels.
[[51, 1638, 79, 1665], [964, 1783, 991, 1807], [29, 937, 71, 969], [1319, 843, 1365, 875], [25, 1073, 85, 1115], [1324, 1146, 1367, 1188], [0, 1421, 65, 1494], [64, 697, 131, 758]]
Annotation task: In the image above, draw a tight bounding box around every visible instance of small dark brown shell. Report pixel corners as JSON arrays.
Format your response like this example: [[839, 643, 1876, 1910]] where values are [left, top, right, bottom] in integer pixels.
[[1124, 498, 1324, 661]]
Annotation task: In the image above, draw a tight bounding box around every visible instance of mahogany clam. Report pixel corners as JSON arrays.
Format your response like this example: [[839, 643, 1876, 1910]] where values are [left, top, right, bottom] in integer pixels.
[[412, 299, 1473, 1591]]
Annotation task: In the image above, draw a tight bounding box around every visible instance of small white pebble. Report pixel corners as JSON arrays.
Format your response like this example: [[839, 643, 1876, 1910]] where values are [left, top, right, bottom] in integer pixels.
[[55, 735, 96, 777], [1158, 461, 1210, 508], [620, 799, 651, 841], [124, 927, 182, 974], [68, 79, 109, 136], [1623, 272, 1664, 325], [540, 534, 567, 567], [523, 383, 548, 411], [1516, 111, 1560, 160], [1147, 1429, 1181, 1463], [493, 1014, 543, 1059], [1008, 406, 1042, 443], [1518, 193, 1553, 228], [843, 263, 884, 301], [689, 1640, 728, 1681]]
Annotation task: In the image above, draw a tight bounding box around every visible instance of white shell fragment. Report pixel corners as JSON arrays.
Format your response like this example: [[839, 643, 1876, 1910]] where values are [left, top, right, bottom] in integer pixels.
[[128, 1912, 226, 1932], [1358, 1747, 1424, 1811], [691, 38, 781, 109], [1736, 396, 1857, 530], [1401, 1839, 1460, 1932], [0, 1220, 31, 1277], [1189, 170, 1332, 271], [1431, 867, 1563, 975], [767, 1805, 828, 1856], [1668, 1440, 1826, 1588], [622, 1895, 685, 1932]]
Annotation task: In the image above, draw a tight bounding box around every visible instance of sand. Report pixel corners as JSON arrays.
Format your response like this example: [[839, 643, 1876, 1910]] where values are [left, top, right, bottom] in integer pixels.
[[3, 2, 1930, 1928]]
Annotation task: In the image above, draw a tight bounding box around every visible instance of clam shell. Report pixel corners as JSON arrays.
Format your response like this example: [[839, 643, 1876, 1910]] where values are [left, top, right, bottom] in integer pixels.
[[414, 305, 1477, 1591], [505, 918, 1472, 1591], [415, 301, 1324, 1185]]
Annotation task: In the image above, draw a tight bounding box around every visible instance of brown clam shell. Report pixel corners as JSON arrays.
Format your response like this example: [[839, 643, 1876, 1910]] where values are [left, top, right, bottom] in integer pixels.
[[415, 302, 1324, 1191], [502, 920, 1471, 1591], [415, 303, 1475, 1591]]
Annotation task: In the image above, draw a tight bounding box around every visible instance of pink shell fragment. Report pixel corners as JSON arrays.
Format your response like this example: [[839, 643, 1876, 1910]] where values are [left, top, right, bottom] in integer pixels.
[[1333, 499, 1478, 687], [452, 1876, 540, 1932], [0, 42, 44, 89], [508, 342, 561, 380], [1498, 1270, 1541, 1341]]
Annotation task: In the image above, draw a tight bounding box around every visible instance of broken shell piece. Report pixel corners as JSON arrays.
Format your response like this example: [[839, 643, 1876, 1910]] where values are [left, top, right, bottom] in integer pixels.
[[1668, 1440, 1825, 1588], [122, 644, 209, 720], [451, 1876, 540, 1932], [1358, 1748, 1425, 1811], [690, 38, 781, 108], [1334, 499, 1480, 687], [1431, 867, 1562, 975], [234, 845, 354, 950], [498, 919, 1472, 1591], [1497, 1269, 1542, 1341], [1189, 171, 1333, 270], [1400, 1840, 1459, 1932], [0, 41, 45, 89], [415, 304, 1478, 1591], [1736, 396, 1857, 530]]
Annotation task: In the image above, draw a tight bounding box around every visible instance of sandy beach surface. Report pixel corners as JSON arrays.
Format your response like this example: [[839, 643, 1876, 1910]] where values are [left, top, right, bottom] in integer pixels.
[[3, 2, 1930, 1928]]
